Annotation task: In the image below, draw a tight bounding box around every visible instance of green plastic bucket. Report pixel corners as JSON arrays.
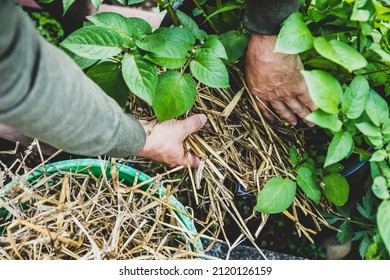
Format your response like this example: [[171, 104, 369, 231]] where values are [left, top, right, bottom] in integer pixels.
[[0, 159, 203, 255]]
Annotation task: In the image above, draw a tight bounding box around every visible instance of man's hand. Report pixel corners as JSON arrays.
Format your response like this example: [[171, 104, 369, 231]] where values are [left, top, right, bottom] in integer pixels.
[[136, 114, 207, 167], [245, 34, 317, 126]]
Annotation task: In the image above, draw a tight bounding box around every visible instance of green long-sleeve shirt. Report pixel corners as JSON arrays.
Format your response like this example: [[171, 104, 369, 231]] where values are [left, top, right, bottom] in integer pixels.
[[243, 0, 300, 35], [0, 1, 146, 157]]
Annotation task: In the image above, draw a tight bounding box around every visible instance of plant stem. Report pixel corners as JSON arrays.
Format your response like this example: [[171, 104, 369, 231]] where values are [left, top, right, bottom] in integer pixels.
[[166, 4, 180, 26], [303, 0, 311, 16], [155, 0, 180, 26], [360, 68, 390, 76], [356, 22, 361, 52], [354, 147, 372, 157], [191, 0, 219, 33]]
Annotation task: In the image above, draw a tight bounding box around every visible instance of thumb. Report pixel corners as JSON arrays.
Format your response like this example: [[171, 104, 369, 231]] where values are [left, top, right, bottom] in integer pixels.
[[179, 151, 201, 168], [179, 114, 207, 139]]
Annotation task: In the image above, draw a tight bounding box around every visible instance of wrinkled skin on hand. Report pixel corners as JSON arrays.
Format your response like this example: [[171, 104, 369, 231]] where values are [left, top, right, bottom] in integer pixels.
[[136, 114, 207, 167], [245, 34, 317, 126]]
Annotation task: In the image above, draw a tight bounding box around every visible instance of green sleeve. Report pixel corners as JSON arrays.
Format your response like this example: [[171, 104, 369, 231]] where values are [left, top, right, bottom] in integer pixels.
[[0, 1, 145, 157], [242, 0, 300, 35]]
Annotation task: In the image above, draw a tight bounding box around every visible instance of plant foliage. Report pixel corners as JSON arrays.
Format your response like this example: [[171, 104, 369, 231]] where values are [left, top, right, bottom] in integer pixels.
[[43, 0, 390, 259]]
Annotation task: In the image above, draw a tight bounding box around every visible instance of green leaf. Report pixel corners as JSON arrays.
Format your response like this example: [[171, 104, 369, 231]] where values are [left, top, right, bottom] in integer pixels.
[[218, 30, 249, 64], [87, 61, 129, 107], [202, 35, 228, 60], [351, 8, 371, 22], [367, 135, 383, 149], [359, 235, 371, 259], [305, 109, 342, 132], [62, 0, 76, 14], [255, 177, 296, 214], [206, 2, 242, 20], [351, 0, 372, 21], [336, 205, 351, 217], [342, 76, 370, 119], [371, 44, 390, 66], [371, 160, 390, 181], [289, 146, 300, 165], [357, 189, 376, 220], [324, 163, 344, 174], [192, 7, 203, 17], [313, 37, 368, 72], [144, 54, 186, 69], [62, 48, 98, 70], [275, 12, 313, 54], [296, 167, 321, 204], [370, 150, 388, 162], [91, 0, 104, 10], [316, 0, 329, 10], [322, 173, 350, 206], [60, 26, 123, 59], [121, 53, 157, 106], [190, 49, 229, 88], [301, 70, 342, 114], [137, 28, 194, 59], [124, 17, 153, 38], [155, 27, 195, 48], [365, 242, 381, 260], [337, 221, 353, 244], [305, 57, 338, 71], [355, 121, 381, 137], [87, 12, 152, 39], [365, 89, 389, 127], [372, 176, 389, 199], [377, 200, 390, 253], [153, 71, 197, 122], [325, 131, 354, 167], [176, 10, 207, 40]]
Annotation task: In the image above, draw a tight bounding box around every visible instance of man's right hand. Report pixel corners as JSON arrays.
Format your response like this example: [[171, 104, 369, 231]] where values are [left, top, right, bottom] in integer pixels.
[[136, 114, 207, 168], [245, 34, 317, 127]]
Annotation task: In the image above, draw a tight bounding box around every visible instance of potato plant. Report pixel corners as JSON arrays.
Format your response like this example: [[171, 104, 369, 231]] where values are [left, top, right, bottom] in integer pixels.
[[259, 0, 390, 259], [40, 0, 390, 259]]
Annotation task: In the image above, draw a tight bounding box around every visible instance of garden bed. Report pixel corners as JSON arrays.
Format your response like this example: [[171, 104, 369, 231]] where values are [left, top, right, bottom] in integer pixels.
[[3, 0, 389, 260]]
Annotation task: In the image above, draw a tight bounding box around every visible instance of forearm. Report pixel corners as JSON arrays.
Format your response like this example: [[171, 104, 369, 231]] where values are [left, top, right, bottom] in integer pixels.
[[242, 0, 300, 35], [0, 1, 145, 157]]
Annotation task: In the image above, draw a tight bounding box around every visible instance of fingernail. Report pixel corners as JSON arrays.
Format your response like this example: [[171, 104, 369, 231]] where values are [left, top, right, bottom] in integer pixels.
[[291, 121, 297, 126], [199, 114, 208, 126]]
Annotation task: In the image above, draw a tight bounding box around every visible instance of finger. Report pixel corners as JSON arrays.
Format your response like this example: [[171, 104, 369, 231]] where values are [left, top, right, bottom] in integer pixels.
[[255, 98, 275, 122], [296, 83, 318, 112], [284, 97, 311, 120], [186, 151, 201, 168], [270, 100, 297, 126], [179, 114, 207, 139], [177, 151, 200, 168], [302, 97, 318, 112]]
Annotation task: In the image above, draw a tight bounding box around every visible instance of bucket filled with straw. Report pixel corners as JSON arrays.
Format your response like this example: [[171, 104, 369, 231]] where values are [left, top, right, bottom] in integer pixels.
[[0, 159, 202, 260]]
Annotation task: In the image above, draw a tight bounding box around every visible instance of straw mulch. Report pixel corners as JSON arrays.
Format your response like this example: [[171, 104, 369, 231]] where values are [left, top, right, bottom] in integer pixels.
[[0, 149, 201, 260], [131, 67, 335, 254], [0, 68, 336, 260]]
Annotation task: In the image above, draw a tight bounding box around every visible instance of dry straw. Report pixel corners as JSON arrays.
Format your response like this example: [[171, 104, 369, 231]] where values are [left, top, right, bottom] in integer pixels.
[[130, 67, 335, 255], [0, 68, 336, 260], [0, 147, 202, 260]]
